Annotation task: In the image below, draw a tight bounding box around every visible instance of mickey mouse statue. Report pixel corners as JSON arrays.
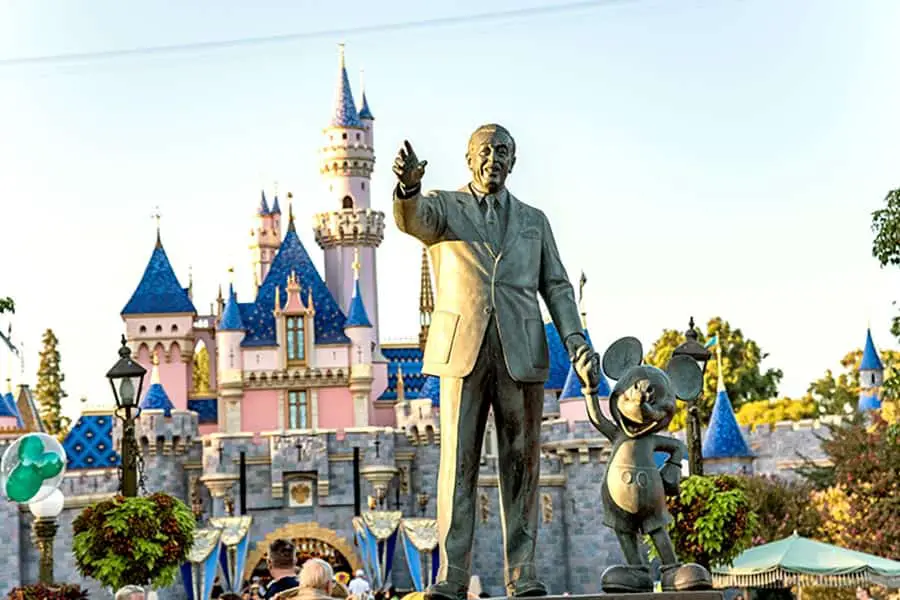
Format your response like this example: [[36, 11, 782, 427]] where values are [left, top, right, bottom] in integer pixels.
[[574, 336, 713, 593]]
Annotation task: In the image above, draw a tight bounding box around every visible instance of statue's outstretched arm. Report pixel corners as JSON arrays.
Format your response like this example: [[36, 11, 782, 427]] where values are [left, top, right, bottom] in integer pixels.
[[584, 389, 618, 441]]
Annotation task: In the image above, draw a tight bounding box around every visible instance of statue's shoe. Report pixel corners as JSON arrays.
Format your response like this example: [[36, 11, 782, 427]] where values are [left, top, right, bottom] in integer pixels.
[[600, 564, 654, 593], [660, 563, 713, 591], [425, 581, 468, 600], [510, 579, 547, 597]]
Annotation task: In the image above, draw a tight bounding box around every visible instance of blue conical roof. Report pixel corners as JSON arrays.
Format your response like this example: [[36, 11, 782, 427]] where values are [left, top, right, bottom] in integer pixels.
[[140, 383, 174, 417], [121, 240, 197, 315], [220, 284, 245, 331], [345, 280, 372, 328], [560, 330, 611, 399], [702, 388, 753, 459], [271, 195, 281, 215], [0, 391, 23, 427], [240, 225, 349, 346], [358, 91, 374, 120], [332, 51, 363, 128], [419, 376, 440, 407], [860, 329, 883, 371], [258, 191, 270, 216]]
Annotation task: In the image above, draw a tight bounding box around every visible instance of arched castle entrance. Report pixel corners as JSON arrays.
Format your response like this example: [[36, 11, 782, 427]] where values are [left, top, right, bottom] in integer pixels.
[[244, 522, 362, 581]]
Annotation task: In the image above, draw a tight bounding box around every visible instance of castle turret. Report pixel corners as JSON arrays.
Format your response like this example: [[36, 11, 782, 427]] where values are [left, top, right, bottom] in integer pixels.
[[859, 328, 883, 412], [313, 44, 384, 345], [344, 249, 374, 427], [216, 284, 245, 432], [358, 69, 374, 148], [121, 225, 196, 411], [418, 246, 435, 352], [139, 352, 175, 418], [250, 190, 281, 289], [702, 342, 753, 474]]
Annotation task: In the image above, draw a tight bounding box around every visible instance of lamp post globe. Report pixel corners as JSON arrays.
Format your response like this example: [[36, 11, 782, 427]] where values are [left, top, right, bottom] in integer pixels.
[[106, 335, 147, 409], [29, 488, 64, 519], [672, 317, 712, 476], [107, 335, 146, 497], [29, 488, 64, 584]]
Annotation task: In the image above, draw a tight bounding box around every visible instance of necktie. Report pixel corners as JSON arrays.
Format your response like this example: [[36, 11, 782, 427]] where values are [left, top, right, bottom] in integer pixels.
[[484, 196, 501, 246]]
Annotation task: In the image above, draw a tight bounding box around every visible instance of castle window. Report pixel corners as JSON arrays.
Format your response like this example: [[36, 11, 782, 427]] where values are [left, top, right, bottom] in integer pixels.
[[356, 133, 361, 141], [139, 325, 147, 334], [171, 324, 178, 333], [342, 133, 348, 140], [155, 325, 163, 333], [286, 316, 305, 363], [287, 390, 309, 429], [342, 196, 354, 209], [361, 182, 365, 190]]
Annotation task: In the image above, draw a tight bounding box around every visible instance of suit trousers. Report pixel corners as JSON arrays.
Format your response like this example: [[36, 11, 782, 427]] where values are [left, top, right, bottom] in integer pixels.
[[436, 316, 545, 589]]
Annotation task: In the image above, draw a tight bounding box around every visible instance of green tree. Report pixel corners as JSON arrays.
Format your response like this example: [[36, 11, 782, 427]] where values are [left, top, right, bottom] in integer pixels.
[[0, 297, 13, 314], [807, 349, 900, 414], [645, 317, 783, 429], [735, 397, 818, 430], [192, 345, 211, 394], [871, 187, 900, 404], [652, 475, 758, 568], [740, 475, 821, 545], [35, 328, 70, 438]]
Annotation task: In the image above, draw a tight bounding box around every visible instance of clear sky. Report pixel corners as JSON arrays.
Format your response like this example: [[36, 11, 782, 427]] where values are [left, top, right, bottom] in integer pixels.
[[1, 0, 899, 420]]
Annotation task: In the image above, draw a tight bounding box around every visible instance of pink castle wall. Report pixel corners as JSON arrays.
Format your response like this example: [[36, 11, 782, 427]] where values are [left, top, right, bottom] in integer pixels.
[[0, 417, 18, 429], [198, 423, 218, 436], [317, 388, 354, 429], [135, 343, 189, 411], [371, 404, 395, 427], [242, 390, 279, 431], [559, 397, 613, 428]]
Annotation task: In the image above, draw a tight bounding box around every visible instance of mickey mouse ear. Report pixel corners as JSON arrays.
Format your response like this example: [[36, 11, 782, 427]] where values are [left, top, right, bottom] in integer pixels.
[[667, 355, 704, 401], [601, 337, 643, 381]]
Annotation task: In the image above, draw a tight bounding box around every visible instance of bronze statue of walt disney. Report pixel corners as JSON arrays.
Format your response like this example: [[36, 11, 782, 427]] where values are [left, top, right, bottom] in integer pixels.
[[392, 125, 601, 600], [576, 336, 714, 593]]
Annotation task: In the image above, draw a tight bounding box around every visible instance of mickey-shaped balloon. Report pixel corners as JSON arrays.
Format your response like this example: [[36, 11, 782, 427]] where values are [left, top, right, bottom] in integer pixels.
[[574, 336, 712, 593], [0, 433, 67, 504]]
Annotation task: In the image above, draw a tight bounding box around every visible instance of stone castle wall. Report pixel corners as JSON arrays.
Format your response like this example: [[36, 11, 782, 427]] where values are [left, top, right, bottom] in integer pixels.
[[0, 414, 844, 598]]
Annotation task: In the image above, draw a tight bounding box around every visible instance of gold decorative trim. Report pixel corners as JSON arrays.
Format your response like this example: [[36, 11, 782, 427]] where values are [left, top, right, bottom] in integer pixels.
[[244, 522, 362, 581], [477, 473, 566, 487], [777, 457, 832, 469], [395, 451, 416, 462], [272, 482, 284, 499], [244, 368, 349, 390], [317, 479, 330, 497], [329, 452, 354, 462]]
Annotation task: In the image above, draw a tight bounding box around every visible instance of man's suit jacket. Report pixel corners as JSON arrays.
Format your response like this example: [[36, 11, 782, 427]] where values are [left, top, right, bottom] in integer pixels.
[[394, 185, 582, 383]]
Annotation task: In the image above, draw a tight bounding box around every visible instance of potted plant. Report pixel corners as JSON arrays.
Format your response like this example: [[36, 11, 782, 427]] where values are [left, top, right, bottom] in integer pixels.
[[72, 492, 195, 590], [7, 583, 89, 600]]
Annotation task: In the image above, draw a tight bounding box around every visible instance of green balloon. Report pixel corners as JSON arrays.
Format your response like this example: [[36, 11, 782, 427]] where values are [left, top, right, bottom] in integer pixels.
[[18, 435, 44, 462], [37, 453, 64, 478], [5, 464, 43, 503]]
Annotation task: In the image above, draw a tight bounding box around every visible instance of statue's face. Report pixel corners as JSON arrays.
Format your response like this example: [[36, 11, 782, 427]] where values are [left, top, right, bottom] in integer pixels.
[[467, 129, 516, 194], [610, 366, 676, 437]]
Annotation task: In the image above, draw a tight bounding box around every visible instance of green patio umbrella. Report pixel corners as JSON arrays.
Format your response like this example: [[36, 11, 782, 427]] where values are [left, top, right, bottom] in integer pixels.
[[712, 532, 900, 590]]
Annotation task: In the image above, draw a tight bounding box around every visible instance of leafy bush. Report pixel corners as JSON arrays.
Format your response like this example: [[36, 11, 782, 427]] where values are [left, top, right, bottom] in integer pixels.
[[652, 474, 757, 568], [740, 475, 821, 545], [7, 583, 88, 600], [72, 492, 195, 589]]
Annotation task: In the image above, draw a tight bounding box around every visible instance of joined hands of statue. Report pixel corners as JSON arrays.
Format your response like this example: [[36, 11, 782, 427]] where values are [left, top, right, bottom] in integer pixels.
[[392, 140, 428, 191], [572, 341, 601, 393], [660, 461, 682, 496]]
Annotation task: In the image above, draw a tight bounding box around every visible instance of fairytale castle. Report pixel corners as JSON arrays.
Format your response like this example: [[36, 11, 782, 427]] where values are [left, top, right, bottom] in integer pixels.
[[0, 46, 890, 599]]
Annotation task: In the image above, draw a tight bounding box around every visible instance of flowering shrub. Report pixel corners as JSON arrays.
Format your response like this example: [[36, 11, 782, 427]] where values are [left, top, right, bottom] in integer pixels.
[[7, 584, 88, 600], [740, 475, 821, 545], [651, 474, 757, 568], [72, 492, 195, 589]]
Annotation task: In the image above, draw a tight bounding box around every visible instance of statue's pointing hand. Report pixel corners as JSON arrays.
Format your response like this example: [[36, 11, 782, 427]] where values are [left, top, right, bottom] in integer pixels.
[[393, 140, 428, 191]]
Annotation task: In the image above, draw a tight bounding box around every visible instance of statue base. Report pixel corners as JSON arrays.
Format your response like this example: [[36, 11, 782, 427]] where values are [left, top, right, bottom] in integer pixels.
[[490, 593, 723, 600]]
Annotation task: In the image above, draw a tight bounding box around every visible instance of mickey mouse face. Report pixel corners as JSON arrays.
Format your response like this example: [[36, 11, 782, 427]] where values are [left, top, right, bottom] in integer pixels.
[[601, 336, 705, 439]]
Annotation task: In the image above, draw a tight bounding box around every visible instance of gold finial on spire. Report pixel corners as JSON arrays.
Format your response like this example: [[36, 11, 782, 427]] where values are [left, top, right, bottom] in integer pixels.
[[338, 43, 346, 68], [396, 366, 405, 401], [151, 205, 162, 248], [716, 342, 725, 393], [287, 194, 295, 231], [227, 266, 235, 285], [352, 248, 361, 281], [274, 286, 281, 312]]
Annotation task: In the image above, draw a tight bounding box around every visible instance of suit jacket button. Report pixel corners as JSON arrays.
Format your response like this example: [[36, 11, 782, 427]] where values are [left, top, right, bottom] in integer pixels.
[[483, 306, 493, 314]]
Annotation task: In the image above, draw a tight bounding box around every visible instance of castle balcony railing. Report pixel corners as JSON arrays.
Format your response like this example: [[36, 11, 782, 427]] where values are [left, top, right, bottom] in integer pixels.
[[244, 366, 350, 389], [313, 208, 385, 249]]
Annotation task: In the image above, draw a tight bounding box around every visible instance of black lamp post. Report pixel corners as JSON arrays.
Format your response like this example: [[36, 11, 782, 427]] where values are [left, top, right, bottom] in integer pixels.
[[106, 335, 147, 497], [672, 317, 711, 476]]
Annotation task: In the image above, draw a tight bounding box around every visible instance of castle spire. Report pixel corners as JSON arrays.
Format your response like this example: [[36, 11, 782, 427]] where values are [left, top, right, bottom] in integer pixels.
[[152, 206, 162, 248], [396, 366, 406, 402], [716, 343, 725, 393], [419, 246, 435, 351], [358, 69, 374, 120], [258, 190, 270, 216], [287, 199, 296, 233], [331, 43, 362, 128], [345, 250, 372, 329]]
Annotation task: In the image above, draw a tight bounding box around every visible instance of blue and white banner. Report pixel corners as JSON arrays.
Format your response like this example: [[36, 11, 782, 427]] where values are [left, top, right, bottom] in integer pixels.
[[210, 516, 253, 593], [399, 518, 439, 592], [181, 528, 223, 600], [353, 511, 403, 590]]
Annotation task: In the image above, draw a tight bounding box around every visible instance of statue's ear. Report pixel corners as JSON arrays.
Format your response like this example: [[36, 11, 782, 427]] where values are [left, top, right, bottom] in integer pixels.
[[601, 337, 643, 381], [667, 355, 704, 400]]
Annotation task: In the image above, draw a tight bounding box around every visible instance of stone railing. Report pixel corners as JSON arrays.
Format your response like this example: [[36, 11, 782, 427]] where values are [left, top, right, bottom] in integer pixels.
[[312, 208, 385, 249], [244, 366, 350, 389]]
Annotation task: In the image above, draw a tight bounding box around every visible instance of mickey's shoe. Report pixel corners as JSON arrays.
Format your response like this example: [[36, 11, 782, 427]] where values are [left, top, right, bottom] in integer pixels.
[[425, 581, 468, 600], [660, 563, 713, 592], [600, 564, 654, 593], [510, 579, 547, 597]]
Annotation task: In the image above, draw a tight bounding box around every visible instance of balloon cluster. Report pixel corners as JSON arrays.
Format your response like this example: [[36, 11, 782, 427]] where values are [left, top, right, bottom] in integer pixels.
[[1, 433, 67, 504]]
